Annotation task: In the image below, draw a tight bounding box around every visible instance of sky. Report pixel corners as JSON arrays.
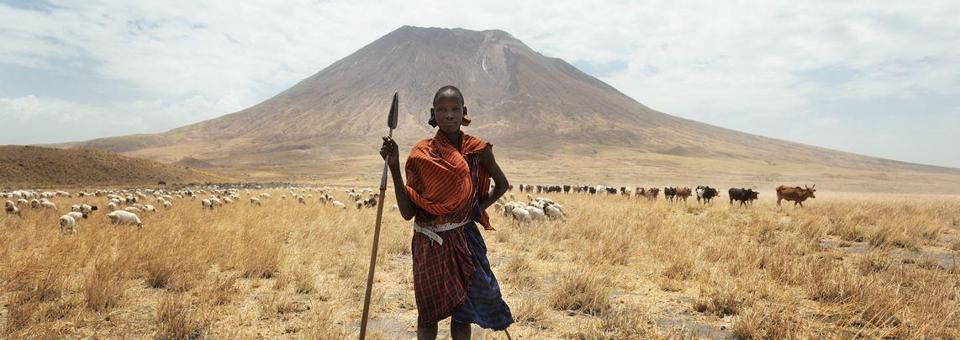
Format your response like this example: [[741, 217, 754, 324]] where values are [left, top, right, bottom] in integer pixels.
[[1, 1, 958, 168]]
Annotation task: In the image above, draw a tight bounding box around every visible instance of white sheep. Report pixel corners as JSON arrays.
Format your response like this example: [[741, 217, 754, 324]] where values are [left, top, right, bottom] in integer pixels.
[[124, 206, 142, 213], [66, 211, 86, 220], [162, 200, 172, 209], [41, 201, 57, 210], [59, 214, 77, 234], [250, 197, 262, 206], [107, 210, 143, 228], [142, 204, 156, 212], [332, 201, 346, 209], [525, 206, 546, 220], [80, 204, 98, 214], [202, 199, 212, 209], [511, 207, 531, 222], [545, 205, 564, 219], [5, 200, 20, 216]]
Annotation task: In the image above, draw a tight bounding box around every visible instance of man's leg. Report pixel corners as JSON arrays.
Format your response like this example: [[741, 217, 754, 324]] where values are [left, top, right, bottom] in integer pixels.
[[451, 320, 471, 340], [417, 322, 438, 340]]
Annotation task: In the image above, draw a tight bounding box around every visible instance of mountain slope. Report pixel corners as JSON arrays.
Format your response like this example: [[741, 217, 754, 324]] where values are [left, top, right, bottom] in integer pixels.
[[0, 145, 229, 188], [71, 26, 960, 192]]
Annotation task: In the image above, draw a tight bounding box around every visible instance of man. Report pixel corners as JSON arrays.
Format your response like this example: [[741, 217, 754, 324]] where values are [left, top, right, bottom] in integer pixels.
[[380, 85, 513, 340]]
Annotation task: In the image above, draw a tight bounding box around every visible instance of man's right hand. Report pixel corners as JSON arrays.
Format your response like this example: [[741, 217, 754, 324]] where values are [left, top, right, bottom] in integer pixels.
[[380, 136, 399, 167]]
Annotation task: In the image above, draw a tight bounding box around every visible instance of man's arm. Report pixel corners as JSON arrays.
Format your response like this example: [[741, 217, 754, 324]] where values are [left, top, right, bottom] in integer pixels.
[[381, 137, 416, 220], [478, 146, 509, 210]]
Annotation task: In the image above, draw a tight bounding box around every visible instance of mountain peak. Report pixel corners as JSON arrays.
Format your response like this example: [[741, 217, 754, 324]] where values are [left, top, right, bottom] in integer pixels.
[[72, 26, 960, 190]]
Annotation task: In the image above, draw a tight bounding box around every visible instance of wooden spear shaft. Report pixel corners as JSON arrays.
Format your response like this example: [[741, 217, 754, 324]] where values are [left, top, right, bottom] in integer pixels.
[[360, 92, 398, 340]]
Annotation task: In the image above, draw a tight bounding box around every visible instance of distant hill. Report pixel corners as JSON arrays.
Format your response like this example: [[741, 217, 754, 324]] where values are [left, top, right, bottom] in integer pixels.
[[0, 145, 230, 189], [66, 26, 960, 193]]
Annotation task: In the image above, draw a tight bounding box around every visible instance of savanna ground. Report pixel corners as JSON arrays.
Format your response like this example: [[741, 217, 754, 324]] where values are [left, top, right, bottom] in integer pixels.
[[1, 189, 959, 339]]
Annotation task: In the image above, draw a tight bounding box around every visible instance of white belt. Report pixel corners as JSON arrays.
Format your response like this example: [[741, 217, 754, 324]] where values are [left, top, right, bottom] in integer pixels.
[[413, 220, 470, 245]]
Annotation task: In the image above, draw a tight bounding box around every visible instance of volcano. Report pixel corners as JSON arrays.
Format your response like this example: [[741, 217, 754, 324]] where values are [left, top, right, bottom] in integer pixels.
[[71, 26, 960, 192]]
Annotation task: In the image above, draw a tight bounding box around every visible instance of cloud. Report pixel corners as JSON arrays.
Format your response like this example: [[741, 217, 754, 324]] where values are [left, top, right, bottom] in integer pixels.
[[0, 0, 958, 167]]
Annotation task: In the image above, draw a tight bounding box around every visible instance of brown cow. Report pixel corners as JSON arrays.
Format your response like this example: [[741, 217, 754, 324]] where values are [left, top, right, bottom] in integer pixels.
[[776, 184, 816, 207], [675, 187, 692, 202], [642, 187, 660, 201]]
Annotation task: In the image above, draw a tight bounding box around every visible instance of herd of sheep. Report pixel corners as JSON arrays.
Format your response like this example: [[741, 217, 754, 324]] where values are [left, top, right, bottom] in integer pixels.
[[1, 183, 578, 234]]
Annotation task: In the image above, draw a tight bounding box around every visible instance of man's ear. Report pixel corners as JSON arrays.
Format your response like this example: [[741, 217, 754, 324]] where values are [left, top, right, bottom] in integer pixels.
[[461, 106, 471, 126], [428, 108, 437, 127]]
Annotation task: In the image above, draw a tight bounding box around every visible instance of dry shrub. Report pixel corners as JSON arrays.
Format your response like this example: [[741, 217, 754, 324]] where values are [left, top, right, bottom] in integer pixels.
[[380, 227, 410, 256], [657, 277, 683, 292], [828, 217, 865, 242], [501, 255, 539, 289], [155, 297, 208, 340], [868, 225, 917, 250], [236, 232, 283, 279], [755, 223, 777, 245], [808, 266, 862, 303], [662, 255, 695, 281], [732, 304, 807, 339], [276, 266, 318, 295], [198, 274, 238, 306], [951, 239, 960, 252], [694, 284, 747, 317], [797, 215, 828, 240], [259, 292, 309, 320], [136, 231, 206, 291], [583, 230, 634, 266], [856, 251, 893, 275], [549, 267, 611, 315], [301, 305, 348, 339], [512, 296, 548, 328], [576, 305, 660, 339], [84, 255, 125, 311]]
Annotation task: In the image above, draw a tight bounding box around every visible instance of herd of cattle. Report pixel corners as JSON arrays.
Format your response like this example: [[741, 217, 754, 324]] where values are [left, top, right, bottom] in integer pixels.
[[511, 183, 817, 207], [1, 183, 818, 234]]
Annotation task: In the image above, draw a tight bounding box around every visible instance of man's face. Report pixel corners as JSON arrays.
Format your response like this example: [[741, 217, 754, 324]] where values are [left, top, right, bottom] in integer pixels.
[[433, 98, 463, 133]]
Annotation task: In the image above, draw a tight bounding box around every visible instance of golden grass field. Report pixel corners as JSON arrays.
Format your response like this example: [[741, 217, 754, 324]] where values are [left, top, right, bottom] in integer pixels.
[[1, 188, 959, 339]]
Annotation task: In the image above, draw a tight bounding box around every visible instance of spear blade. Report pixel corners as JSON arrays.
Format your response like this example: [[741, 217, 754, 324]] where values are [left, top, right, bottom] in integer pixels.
[[388, 92, 399, 130]]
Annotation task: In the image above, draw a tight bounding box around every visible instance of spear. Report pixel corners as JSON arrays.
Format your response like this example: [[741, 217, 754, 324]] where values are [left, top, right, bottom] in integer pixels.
[[359, 92, 399, 340]]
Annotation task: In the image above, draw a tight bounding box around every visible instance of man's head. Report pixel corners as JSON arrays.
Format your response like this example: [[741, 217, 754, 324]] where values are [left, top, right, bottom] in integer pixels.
[[430, 85, 470, 132]]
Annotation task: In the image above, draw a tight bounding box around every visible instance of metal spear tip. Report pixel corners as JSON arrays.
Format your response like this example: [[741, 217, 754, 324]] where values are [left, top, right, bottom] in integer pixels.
[[387, 92, 399, 130]]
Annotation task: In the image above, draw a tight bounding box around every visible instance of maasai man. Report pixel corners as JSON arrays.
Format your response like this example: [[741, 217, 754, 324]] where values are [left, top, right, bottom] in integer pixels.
[[380, 85, 513, 340]]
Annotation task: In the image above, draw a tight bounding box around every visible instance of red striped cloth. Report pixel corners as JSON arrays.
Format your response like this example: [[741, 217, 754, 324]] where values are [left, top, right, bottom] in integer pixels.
[[404, 130, 494, 327], [404, 130, 493, 230]]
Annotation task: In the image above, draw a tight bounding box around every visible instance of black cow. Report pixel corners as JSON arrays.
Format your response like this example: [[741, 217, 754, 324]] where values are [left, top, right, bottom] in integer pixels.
[[664, 187, 677, 202], [696, 186, 719, 204], [728, 188, 759, 207]]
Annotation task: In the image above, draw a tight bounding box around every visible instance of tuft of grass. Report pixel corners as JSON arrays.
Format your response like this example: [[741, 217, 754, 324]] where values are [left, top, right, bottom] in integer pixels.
[[155, 297, 208, 340], [694, 284, 746, 317], [83, 256, 125, 312], [501, 255, 539, 289], [732, 304, 807, 339], [662, 255, 695, 281], [548, 267, 611, 315]]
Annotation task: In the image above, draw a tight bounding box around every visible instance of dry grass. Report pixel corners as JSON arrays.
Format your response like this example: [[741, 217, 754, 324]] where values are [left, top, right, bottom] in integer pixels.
[[0, 189, 958, 338]]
